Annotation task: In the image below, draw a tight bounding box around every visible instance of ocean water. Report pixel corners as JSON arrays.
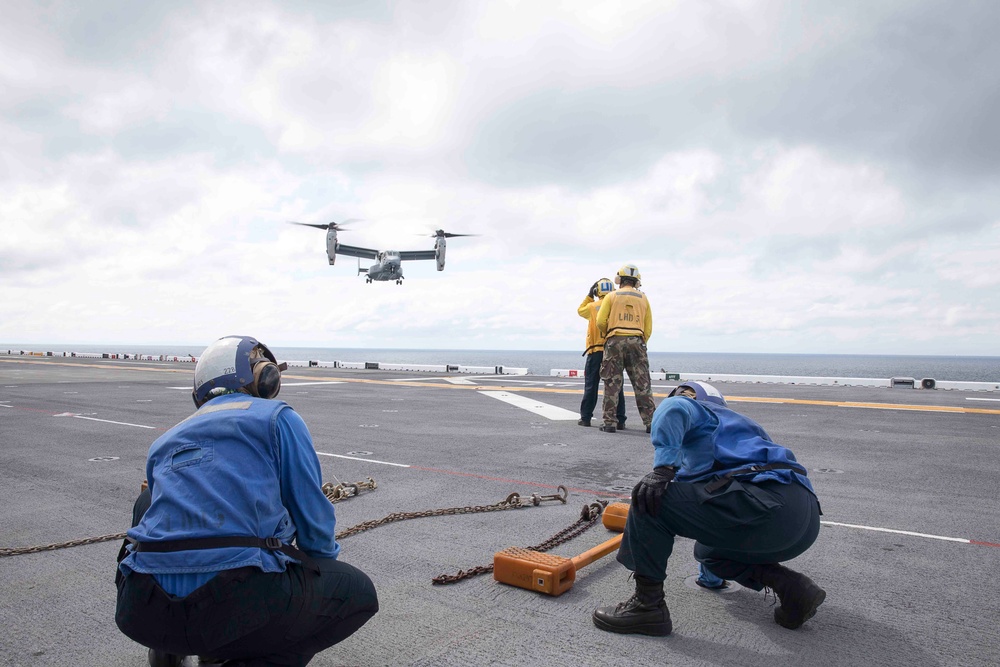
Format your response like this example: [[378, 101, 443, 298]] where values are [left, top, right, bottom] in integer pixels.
[[4, 343, 1000, 382]]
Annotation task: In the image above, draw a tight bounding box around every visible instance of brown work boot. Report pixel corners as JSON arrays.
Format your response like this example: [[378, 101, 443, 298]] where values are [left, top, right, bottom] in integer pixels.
[[592, 576, 671, 636], [599, 423, 616, 433], [753, 564, 826, 629]]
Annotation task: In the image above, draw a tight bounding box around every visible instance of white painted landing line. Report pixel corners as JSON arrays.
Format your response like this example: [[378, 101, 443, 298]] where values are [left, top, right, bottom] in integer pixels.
[[63, 414, 157, 429], [168, 382, 344, 390], [966, 397, 1000, 402], [480, 391, 579, 420], [822, 521, 969, 544], [316, 452, 410, 467]]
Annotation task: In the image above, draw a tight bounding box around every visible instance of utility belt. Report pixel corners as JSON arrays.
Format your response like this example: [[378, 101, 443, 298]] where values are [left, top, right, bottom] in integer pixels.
[[130, 536, 320, 573], [703, 463, 807, 493]]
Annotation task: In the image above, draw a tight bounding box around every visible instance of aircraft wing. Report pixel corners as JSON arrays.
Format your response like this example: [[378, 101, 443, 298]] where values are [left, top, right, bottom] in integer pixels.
[[334, 244, 379, 260], [398, 250, 437, 261]]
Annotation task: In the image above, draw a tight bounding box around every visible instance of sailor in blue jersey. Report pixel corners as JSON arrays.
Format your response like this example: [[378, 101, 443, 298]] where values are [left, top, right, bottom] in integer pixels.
[[593, 381, 825, 637], [115, 336, 378, 667]]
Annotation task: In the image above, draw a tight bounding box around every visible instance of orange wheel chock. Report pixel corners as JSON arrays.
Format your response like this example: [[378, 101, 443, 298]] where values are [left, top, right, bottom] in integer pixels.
[[493, 502, 629, 596]]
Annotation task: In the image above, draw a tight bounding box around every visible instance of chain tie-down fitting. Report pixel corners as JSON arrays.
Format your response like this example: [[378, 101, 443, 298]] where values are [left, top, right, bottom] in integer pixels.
[[0, 476, 379, 558], [431, 499, 608, 585], [334, 486, 569, 540]]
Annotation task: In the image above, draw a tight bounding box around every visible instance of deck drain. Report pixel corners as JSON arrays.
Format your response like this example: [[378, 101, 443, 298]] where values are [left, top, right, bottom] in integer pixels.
[[88, 456, 120, 462], [813, 468, 844, 474], [346, 451, 373, 456], [608, 484, 633, 492], [542, 442, 567, 447]]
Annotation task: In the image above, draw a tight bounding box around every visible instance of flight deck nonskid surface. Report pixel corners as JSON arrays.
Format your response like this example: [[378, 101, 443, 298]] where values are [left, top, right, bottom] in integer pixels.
[[1, 357, 998, 667]]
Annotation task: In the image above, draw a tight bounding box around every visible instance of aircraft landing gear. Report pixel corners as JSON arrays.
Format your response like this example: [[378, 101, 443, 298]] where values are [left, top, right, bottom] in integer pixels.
[[366, 277, 372, 284], [396, 279, 403, 285]]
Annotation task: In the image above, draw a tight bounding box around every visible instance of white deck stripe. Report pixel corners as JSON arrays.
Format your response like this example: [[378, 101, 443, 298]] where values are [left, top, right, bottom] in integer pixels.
[[316, 452, 410, 467], [72, 415, 157, 429], [480, 391, 579, 420], [822, 520, 970, 543], [965, 397, 1000, 402], [281, 381, 346, 386]]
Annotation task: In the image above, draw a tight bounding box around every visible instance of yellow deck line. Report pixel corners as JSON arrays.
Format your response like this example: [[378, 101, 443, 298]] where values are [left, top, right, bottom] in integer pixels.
[[4, 358, 1000, 415]]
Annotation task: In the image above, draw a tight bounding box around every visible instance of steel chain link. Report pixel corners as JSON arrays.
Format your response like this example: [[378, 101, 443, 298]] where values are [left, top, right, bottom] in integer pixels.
[[431, 499, 609, 585], [0, 477, 381, 559], [0, 481, 573, 559]]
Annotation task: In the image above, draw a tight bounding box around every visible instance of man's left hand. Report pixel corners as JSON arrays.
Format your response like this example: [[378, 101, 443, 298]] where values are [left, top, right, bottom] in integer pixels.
[[631, 466, 676, 515]]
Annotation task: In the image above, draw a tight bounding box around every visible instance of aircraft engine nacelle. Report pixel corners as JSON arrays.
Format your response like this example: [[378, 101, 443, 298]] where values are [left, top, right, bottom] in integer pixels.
[[435, 236, 446, 271], [326, 228, 338, 265]]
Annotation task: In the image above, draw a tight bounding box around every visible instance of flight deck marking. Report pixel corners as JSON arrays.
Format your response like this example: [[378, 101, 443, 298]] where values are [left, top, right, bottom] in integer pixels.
[[313, 451, 1000, 546], [71, 415, 157, 429], [822, 521, 1000, 548], [480, 391, 579, 420], [966, 397, 1000, 402], [7, 358, 999, 415], [316, 452, 410, 467]]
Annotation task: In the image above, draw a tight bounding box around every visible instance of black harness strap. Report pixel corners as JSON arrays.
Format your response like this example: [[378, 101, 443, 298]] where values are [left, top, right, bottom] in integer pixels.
[[133, 536, 320, 573], [703, 463, 807, 493]]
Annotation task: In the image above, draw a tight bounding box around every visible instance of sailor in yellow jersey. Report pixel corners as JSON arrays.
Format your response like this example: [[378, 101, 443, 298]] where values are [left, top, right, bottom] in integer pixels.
[[596, 263, 656, 433], [578, 278, 627, 428]]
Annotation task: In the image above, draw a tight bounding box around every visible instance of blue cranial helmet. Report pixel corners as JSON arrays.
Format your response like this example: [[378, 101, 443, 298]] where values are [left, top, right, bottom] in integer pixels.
[[192, 335, 283, 407], [668, 381, 727, 407]]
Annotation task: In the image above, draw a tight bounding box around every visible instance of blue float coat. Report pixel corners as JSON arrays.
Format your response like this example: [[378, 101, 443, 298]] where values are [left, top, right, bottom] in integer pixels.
[[649, 396, 815, 495], [119, 393, 339, 596]]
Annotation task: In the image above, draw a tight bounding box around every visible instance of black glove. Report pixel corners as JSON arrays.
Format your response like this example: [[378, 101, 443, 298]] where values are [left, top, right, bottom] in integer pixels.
[[631, 466, 676, 515], [588, 282, 598, 299]]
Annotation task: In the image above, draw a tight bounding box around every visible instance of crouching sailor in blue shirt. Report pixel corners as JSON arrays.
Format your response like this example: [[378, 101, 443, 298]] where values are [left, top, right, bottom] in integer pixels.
[[115, 336, 378, 667], [593, 381, 825, 637]]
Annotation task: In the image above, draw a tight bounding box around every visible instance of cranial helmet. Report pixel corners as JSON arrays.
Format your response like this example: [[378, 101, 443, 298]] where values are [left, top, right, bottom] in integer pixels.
[[614, 263, 641, 286], [595, 277, 615, 298], [192, 336, 285, 407], [668, 381, 727, 407]]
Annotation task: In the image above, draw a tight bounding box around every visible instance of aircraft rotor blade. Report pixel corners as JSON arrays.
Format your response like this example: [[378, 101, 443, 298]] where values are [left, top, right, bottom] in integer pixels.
[[289, 220, 356, 231], [428, 229, 479, 238]]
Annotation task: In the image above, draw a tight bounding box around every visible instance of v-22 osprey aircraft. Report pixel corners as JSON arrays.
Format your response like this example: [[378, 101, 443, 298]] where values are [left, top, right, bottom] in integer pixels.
[[290, 221, 475, 284]]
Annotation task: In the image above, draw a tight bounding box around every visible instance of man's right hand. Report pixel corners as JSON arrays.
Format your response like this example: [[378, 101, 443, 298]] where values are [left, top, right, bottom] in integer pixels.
[[631, 466, 676, 515], [589, 282, 598, 299]]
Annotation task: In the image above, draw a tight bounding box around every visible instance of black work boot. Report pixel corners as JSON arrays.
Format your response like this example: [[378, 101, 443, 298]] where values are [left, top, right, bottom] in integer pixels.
[[599, 423, 616, 433], [148, 649, 187, 667], [578, 418, 591, 427], [592, 576, 672, 636], [753, 563, 826, 629]]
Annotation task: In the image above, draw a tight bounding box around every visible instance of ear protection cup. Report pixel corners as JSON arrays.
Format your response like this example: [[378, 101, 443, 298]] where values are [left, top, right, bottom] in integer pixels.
[[251, 360, 282, 400]]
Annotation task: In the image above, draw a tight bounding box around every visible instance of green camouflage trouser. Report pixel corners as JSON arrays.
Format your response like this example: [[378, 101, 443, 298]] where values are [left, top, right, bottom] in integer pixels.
[[600, 335, 655, 427]]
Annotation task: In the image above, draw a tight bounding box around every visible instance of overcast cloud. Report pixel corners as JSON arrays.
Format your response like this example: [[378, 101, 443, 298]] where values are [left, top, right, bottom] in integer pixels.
[[2, 0, 998, 355]]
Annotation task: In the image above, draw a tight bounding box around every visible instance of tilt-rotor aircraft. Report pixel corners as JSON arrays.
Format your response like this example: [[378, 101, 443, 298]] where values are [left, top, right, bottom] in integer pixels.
[[290, 221, 476, 284]]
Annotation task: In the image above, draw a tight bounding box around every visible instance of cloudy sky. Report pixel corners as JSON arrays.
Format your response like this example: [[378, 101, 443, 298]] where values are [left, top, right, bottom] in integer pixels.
[[3, 0, 998, 355]]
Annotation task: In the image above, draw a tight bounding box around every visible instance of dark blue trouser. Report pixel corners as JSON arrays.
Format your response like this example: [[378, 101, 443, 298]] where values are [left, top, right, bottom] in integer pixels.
[[116, 490, 378, 666], [617, 479, 820, 591], [580, 351, 626, 424]]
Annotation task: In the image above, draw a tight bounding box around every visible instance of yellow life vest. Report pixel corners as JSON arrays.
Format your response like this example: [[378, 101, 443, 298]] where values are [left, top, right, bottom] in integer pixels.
[[605, 287, 648, 338]]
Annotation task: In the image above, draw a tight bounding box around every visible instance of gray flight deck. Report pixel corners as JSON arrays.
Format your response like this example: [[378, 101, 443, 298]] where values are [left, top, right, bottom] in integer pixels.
[[1, 356, 998, 667]]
